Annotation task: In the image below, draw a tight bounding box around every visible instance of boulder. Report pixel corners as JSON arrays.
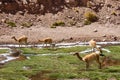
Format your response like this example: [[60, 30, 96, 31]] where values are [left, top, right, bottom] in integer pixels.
[[9, 48, 22, 57]]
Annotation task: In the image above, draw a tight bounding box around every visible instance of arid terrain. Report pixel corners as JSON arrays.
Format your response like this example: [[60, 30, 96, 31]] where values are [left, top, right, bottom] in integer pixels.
[[0, 1, 120, 80], [0, 0, 120, 44]]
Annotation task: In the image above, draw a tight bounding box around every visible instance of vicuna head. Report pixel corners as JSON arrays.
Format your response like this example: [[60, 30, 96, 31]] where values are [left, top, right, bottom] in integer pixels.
[[11, 36, 17, 40]]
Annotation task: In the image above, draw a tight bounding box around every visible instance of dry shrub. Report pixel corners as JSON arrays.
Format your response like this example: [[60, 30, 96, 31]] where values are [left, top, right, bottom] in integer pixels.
[[21, 22, 33, 28], [6, 21, 17, 27], [51, 21, 65, 28], [84, 12, 98, 25]]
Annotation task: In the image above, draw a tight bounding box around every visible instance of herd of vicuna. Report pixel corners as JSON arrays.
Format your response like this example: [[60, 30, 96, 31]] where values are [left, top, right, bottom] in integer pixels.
[[11, 35, 53, 47], [11, 35, 120, 70]]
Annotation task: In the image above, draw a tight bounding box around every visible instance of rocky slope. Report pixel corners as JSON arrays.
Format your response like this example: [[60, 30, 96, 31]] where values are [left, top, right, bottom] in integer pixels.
[[0, 0, 120, 44]]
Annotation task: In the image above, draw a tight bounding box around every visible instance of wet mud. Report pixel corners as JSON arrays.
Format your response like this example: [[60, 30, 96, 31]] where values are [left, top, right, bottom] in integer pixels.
[[29, 70, 56, 80], [102, 56, 120, 68]]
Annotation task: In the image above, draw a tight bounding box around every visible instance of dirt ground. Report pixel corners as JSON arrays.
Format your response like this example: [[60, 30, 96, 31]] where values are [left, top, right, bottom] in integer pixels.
[[0, 22, 120, 44]]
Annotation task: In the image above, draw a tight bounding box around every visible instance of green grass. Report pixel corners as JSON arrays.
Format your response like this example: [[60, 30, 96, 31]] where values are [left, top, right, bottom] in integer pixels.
[[21, 46, 87, 54], [0, 46, 120, 80], [0, 49, 8, 54]]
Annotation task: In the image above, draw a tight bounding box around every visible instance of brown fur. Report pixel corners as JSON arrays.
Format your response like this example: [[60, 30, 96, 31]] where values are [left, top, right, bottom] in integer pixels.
[[38, 38, 53, 47], [89, 39, 96, 52], [11, 35, 28, 47], [74, 52, 102, 69]]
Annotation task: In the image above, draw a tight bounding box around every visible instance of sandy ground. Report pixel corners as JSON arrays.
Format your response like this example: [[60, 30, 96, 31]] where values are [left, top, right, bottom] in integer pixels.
[[0, 23, 120, 44]]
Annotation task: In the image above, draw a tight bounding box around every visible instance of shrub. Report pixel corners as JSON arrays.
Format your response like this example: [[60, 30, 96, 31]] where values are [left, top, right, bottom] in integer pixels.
[[84, 12, 98, 22], [50, 26, 56, 28], [69, 21, 77, 26], [111, 11, 117, 16], [6, 21, 17, 27], [52, 21, 65, 27], [21, 22, 33, 28], [87, 1, 92, 8], [84, 19, 91, 25]]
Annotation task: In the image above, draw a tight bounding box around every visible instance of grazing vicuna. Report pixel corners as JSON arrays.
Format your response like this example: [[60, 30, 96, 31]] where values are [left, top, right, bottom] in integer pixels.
[[11, 35, 28, 47], [38, 38, 53, 47], [89, 39, 97, 52], [73, 47, 104, 70]]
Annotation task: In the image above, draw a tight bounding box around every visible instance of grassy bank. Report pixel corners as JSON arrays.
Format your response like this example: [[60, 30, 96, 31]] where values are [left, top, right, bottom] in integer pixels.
[[0, 46, 120, 80]]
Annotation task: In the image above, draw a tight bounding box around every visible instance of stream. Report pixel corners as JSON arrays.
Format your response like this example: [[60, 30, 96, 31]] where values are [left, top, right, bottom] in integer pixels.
[[0, 41, 119, 64], [0, 41, 120, 48]]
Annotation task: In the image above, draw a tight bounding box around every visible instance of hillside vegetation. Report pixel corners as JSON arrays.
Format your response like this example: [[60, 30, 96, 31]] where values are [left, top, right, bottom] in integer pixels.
[[0, 0, 120, 44], [0, 0, 119, 27]]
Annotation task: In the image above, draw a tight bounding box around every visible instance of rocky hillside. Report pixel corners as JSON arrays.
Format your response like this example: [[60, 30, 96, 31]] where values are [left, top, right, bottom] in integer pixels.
[[0, 0, 120, 27], [0, 0, 120, 44]]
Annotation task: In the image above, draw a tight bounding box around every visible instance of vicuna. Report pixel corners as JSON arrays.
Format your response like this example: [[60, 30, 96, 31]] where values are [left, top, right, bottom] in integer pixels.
[[73, 47, 104, 70], [89, 39, 97, 52], [38, 38, 53, 47], [11, 35, 28, 47]]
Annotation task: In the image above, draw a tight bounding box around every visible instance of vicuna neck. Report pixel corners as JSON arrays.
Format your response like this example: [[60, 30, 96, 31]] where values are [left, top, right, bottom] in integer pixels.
[[75, 53, 83, 61], [39, 40, 44, 42], [13, 37, 18, 41]]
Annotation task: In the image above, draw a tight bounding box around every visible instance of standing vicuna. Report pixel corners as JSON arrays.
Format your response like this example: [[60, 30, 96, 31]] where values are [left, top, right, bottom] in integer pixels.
[[73, 47, 104, 70], [11, 35, 28, 47], [89, 39, 97, 52], [38, 38, 53, 47]]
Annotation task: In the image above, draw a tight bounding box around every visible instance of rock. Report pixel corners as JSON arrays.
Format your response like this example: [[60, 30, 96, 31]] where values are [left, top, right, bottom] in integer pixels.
[[18, 11, 24, 15], [102, 39, 106, 42], [112, 36, 117, 41], [1, 19, 6, 23], [9, 48, 22, 57], [106, 16, 111, 19], [65, 0, 79, 7], [70, 37, 73, 40], [67, 16, 73, 19], [76, 23, 84, 27], [102, 34, 106, 37], [0, 55, 7, 61], [93, 29, 98, 32]]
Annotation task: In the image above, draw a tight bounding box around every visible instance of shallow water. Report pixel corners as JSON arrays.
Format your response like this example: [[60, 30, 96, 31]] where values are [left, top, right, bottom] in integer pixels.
[[0, 41, 118, 64], [0, 41, 120, 48], [0, 53, 19, 64]]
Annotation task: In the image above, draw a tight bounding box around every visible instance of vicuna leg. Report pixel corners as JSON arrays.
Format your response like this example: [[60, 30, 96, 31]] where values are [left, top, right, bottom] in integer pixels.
[[86, 61, 90, 70], [96, 56, 102, 69], [25, 41, 28, 47], [19, 43, 21, 47]]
